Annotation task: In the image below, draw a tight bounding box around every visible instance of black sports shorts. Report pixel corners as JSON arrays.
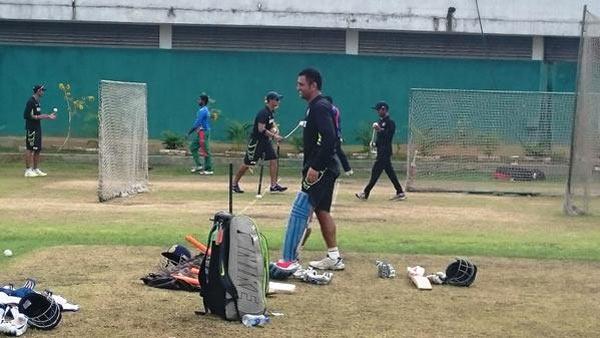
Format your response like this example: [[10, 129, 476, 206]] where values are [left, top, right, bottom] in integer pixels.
[[243, 138, 277, 165], [301, 167, 339, 213], [25, 128, 42, 151]]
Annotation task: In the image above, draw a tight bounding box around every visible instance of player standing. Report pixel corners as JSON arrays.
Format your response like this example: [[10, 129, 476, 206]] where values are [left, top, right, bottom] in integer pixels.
[[270, 67, 344, 278], [24, 84, 56, 177]]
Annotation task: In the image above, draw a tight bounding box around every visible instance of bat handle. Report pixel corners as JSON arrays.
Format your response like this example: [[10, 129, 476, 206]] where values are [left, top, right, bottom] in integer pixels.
[[185, 234, 208, 253]]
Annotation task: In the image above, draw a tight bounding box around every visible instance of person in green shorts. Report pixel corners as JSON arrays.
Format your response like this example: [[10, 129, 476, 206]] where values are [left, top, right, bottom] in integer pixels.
[[188, 94, 213, 175]]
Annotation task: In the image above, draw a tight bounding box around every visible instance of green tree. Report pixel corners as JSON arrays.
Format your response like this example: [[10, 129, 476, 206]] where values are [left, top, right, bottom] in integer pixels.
[[202, 92, 221, 122], [57, 83, 95, 151]]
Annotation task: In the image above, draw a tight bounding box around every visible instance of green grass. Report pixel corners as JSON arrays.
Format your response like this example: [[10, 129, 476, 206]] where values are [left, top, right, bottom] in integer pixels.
[[1, 159, 600, 268]]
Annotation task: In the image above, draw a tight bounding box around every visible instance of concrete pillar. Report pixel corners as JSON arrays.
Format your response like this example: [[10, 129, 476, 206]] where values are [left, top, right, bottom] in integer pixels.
[[532, 35, 544, 60], [346, 29, 359, 55], [159, 24, 172, 49]]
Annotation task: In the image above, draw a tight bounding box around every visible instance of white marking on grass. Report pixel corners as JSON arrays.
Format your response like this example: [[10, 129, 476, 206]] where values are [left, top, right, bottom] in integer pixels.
[[240, 195, 261, 214]]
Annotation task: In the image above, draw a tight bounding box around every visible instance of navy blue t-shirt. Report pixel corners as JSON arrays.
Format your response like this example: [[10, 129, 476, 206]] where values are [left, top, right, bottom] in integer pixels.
[[251, 107, 275, 141], [302, 95, 338, 173], [23, 96, 41, 130]]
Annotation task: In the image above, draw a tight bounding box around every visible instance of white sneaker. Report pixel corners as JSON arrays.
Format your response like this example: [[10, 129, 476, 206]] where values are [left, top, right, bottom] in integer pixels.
[[309, 256, 345, 270], [190, 166, 203, 173], [389, 192, 406, 201], [34, 168, 47, 176], [24, 169, 38, 177], [201, 170, 214, 175], [345, 170, 354, 176]]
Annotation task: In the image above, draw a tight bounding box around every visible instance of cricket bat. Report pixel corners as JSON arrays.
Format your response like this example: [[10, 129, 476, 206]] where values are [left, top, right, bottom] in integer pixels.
[[268, 281, 296, 294], [407, 266, 432, 290], [185, 234, 209, 255], [409, 275, 432, 290], [172, 273, 200, 286]]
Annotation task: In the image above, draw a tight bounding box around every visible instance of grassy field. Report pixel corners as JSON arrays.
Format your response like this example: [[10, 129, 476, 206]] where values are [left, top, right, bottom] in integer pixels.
[[1, 160, 599, 261], [1, 159, 600, 337]]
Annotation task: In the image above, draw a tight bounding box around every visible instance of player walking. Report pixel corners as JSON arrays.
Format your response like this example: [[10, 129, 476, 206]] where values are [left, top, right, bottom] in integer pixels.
[[232, 91, 287, 193], [188, 94, 213, 175], [355, 101, 406, 201], [323, 95, 353, 176]]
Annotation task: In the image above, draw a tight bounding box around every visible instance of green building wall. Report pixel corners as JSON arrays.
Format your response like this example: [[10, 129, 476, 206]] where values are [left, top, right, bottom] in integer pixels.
[[0, 45, 576, 143]]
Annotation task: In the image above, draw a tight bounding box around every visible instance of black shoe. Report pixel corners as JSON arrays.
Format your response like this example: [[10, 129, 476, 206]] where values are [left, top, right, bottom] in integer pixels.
[[270, 184, 288, 193], [232, 184, 244, 193]]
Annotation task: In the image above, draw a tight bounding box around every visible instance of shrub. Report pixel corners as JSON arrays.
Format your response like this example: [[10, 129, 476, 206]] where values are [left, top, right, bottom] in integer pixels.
[[354, 123, 373, 152], [160, 130, 185, 149], [226, 121, 252, 151], [289, 136, 304, 153]]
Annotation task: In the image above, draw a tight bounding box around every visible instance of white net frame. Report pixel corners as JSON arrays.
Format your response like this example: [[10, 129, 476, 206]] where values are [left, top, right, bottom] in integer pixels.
[[98, 80, 148, 202], [564, 8, 600, 215]]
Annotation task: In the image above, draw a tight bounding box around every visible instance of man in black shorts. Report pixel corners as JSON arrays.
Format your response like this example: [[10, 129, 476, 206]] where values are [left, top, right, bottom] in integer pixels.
[[270, 68, 344, 277], [232, 91, 287, 193], [23, 84, 56, 178]]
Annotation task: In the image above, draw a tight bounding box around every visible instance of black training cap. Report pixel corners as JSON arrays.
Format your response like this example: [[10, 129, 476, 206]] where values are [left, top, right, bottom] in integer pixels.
[[33, 84, 46, 93], [265, 91, 283, 101], [372, 101, 389, 110]]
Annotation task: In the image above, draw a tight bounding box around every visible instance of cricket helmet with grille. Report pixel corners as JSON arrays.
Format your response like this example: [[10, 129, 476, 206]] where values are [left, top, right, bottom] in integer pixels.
[[18, 292, 62, 330], [444, 257, 477, 287]]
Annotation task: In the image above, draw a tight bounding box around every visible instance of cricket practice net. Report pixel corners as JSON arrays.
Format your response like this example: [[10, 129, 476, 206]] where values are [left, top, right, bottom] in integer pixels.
[[407, 88, 575, 196], [98, 80, 148, 202], [564, 9, 600, 215]]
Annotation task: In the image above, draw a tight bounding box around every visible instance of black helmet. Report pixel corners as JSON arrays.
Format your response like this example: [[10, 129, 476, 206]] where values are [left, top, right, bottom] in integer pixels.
[[445, 258, 477, 287], [18, 292, 62, 330], [161, 244, 192, 267]]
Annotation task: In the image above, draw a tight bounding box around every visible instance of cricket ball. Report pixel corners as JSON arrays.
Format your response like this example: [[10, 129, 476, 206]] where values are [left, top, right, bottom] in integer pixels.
[[53, 107, 58, 113]]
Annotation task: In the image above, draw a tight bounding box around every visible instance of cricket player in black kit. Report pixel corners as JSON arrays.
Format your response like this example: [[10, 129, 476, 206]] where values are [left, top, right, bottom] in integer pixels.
[[231, 91, 287, 194], [23, 84, 56, 178], [300, 69, 344, 270], [270, 68, 344, 277], [356, 101, 406, 201]]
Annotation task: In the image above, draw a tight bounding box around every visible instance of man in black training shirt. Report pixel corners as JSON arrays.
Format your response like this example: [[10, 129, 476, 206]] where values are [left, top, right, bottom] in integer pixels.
[[232, 91, 287, 193], [23, 84, 56, 177], [356, 101, 406, 201], [270, 68, 345, 277]]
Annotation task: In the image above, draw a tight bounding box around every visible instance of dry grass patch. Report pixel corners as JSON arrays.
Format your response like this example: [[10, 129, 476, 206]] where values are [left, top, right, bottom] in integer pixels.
[[2, 246, 600, 337]]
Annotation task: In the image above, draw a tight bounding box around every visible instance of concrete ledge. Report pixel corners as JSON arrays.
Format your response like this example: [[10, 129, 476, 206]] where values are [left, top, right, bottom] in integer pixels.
[[0, 152, 407, 172]]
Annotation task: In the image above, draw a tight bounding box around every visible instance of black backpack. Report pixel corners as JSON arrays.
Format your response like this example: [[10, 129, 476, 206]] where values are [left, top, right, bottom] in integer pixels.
[[198, 211, 269, 321]]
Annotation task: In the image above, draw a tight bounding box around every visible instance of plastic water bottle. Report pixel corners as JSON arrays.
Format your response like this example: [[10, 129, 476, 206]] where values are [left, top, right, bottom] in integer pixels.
[[241, 314, 270, 327]]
